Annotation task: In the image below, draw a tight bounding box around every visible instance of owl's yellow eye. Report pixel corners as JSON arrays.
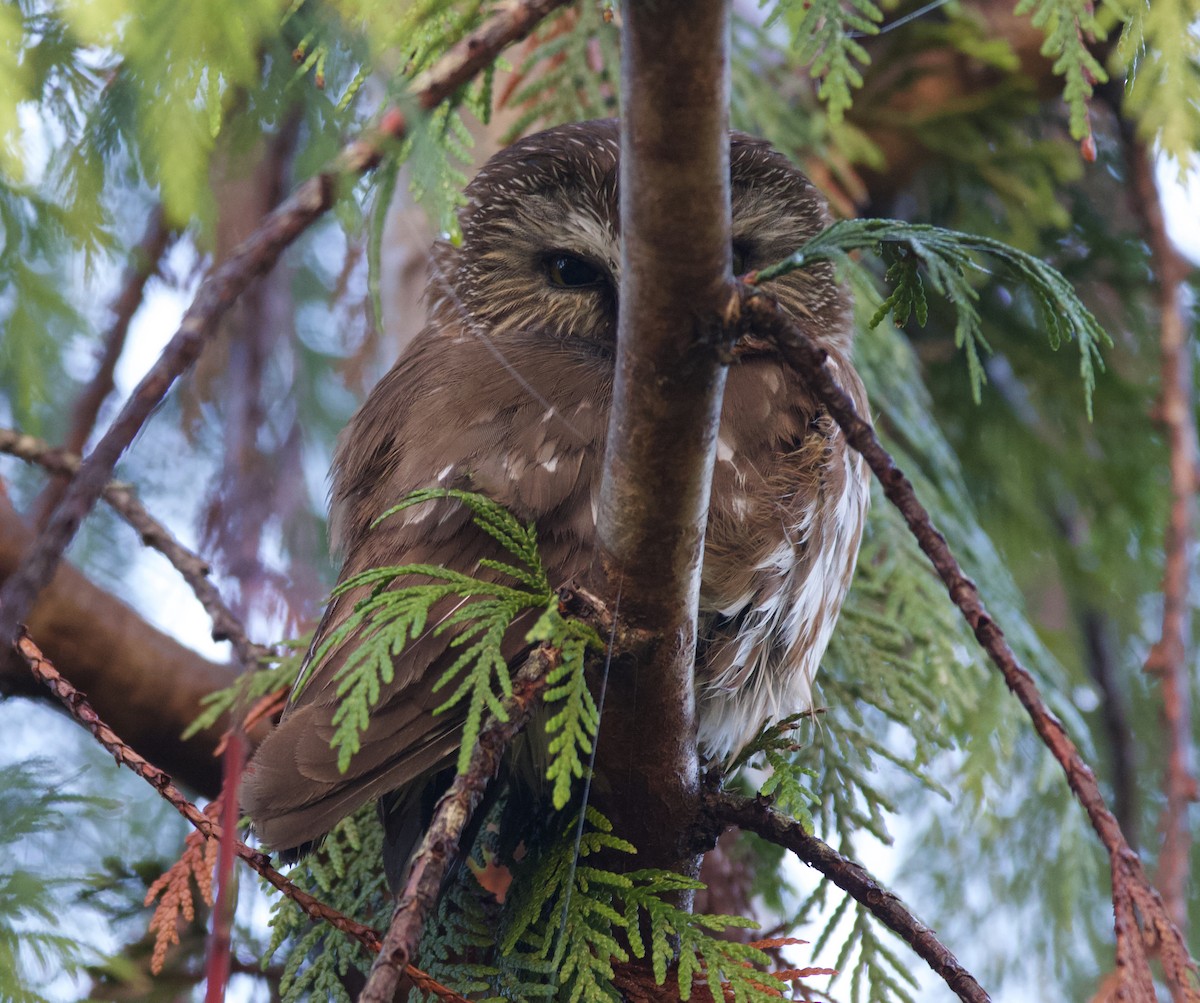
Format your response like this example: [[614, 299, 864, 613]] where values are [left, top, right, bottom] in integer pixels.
[[545, 253, 605, 288]]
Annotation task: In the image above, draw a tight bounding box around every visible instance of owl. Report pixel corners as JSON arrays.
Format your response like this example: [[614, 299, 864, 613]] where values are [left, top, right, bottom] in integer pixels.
[[242, 119, 870, 882]]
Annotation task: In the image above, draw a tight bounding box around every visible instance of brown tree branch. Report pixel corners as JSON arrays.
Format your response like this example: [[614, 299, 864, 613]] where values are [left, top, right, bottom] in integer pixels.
[[707, 791, 991, 1003], [32, 207, 174, 529], [1081, 607, 1140, 849], [14, 628, 467, 1003], [731, 286, 1199, 1002], [590, 0, 731, 881], [15, 627, 374, 944], [1126, 141, 1198, 942], [0, 496, 237, 794], [71, 207, 170, 434], [1, 428, 268, 669], [196, 117, 305, 622], [360, 646, 559, 1003], [0, 0, 571, 654]]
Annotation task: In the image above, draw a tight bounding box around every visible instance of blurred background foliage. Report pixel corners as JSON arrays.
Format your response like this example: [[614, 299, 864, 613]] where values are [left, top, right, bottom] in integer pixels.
[[0, 0, 1196, 1000]]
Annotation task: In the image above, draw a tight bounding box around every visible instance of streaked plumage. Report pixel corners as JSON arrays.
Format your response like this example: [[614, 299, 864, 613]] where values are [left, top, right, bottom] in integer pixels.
[[242, 119, 869, 878]]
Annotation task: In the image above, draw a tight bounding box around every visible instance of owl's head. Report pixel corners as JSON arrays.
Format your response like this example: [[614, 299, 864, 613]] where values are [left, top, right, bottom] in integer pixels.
[[428, 118, 850, 356]]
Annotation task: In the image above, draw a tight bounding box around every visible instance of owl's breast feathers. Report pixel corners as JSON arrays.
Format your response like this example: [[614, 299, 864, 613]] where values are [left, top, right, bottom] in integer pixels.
[[698, 349, 870, 758]]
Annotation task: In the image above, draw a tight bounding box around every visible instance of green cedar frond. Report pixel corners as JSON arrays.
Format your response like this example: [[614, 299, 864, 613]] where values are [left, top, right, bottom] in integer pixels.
[[757, 746, 821, 834], [500, 809, 634, 1003], [1113, 0, 1200, 166], [755, 218, 1110, 415], [267, 804, 389, 1003], [505, 2, 620, 138], [495, 810, 790, 1003], [764, 0, 883, 123], [305, 489, 602, 785], [401, 103, 475, 239], [868, 245, 928, 330], [182, 638, 306, 739], [529, 607, 605, 809], [620, 875, 780, 1003], [733, 716, 822, 832], [1012, 0, 1108, 141], [0, 760, 114, 1002]]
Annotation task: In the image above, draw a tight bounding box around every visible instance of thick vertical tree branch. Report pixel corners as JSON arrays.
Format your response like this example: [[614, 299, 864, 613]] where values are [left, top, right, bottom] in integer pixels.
[[1126, 143, 1197, 940], [0, 0, 570, 653], [593, 0, 731, 878]]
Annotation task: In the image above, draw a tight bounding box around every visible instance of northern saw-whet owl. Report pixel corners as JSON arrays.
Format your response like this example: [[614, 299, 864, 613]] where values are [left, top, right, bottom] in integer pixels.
[[243, 119, 870, 882]]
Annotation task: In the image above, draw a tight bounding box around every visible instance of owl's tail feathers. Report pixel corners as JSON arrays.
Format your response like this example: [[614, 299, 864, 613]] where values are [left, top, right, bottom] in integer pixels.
[[240, 701, 461, 861]]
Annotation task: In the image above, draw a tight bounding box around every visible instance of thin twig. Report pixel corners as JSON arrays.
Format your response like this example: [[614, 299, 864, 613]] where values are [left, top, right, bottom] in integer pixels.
[[13, 628, 467, 1002], [1127, 140, 1198, 943], [1081, 607, 1139, 849], [707, 791, 991, 1003], [204, 731, 247, 1003], [360, 645, 559, 1003], [16, 627, 374, 940], [732, 285, 1199, 1002], [0, 427, 267, 669], [33, 207, 174, 529], [0, 0, 570, 652]]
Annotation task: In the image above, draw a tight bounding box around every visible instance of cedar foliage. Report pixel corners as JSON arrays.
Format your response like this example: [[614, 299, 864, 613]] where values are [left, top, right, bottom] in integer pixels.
[[0, 0, 1196, 1000]]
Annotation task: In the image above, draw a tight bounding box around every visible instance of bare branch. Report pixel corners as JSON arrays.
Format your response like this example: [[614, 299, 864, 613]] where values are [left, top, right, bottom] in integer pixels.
[[591, 0, 731, 878], [708, 791, 991, 1003], [1, 427, 268, 669], [0, 0, 571, 653], [1126, 140, 1198, 942], [15, 628, 359, 933], [14, 628, 470, 1002], [360, 645, 558, 1003], [732, 286, 1199, 1001], [1081, 607, 1139, 848], [32, 207, 173, 528], [0, 497, 236, 793]]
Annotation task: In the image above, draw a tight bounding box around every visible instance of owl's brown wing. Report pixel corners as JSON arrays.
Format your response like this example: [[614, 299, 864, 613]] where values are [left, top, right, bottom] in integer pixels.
[[241, 329, 608, 857], [240, 503, 526, 855]]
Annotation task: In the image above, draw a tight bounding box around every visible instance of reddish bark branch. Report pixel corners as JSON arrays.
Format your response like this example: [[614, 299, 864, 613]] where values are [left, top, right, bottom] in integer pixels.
[[0, 0, 570, 653], [359, 646, 558, 1003], [15, 628, 373, 940], [14, 627, 469, 1002], [0, 497, 236, 793], [733, 286, 1199, 1001], [1127, 142, 1198, 942], [708, 792, 991, 1003], [204, 732, 247, 1003]]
